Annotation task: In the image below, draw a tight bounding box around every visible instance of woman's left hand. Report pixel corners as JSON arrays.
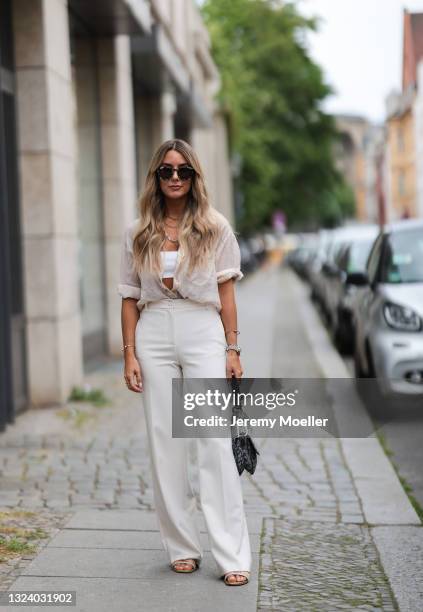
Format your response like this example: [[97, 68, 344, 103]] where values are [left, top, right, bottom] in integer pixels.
[[226, 350, 243, 380]]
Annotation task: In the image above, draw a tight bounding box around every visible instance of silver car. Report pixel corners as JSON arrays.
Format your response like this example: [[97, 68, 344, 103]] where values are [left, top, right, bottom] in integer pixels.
[[323, 226, 379, 352], [349, 218, 423, 397]]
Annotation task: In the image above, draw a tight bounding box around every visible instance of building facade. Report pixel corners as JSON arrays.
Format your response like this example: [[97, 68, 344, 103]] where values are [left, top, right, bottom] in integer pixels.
[[384, 10, 423, 221], [334, 114, 369, 221], [414, 59, 423, 219], [0, 0, 235, 431]]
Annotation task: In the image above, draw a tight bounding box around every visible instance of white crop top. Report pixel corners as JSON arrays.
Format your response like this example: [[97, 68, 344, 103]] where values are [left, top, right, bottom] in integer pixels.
[[160, 250, 178, 278]]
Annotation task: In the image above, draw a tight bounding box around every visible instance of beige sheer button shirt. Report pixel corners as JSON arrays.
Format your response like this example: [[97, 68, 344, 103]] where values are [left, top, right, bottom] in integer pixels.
[[117, 211, 244, 313]]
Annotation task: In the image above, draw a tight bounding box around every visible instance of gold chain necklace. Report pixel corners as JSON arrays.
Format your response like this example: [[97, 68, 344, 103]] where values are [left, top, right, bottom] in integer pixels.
[[164, 232, 179, 244], [163, 215, 180, 243]]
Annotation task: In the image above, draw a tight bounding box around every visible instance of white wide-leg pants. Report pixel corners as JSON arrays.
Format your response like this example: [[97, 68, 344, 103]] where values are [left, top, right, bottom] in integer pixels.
[[135, 297, 252, 576]]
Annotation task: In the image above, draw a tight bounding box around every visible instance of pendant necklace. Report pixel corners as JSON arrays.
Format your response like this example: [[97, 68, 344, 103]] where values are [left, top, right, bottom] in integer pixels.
[[164, 216, 180, 243], [164, 232, 179, 244]]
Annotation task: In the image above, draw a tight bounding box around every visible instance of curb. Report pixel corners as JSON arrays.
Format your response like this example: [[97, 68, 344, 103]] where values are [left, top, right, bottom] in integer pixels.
[[294, 273, 420, 527]]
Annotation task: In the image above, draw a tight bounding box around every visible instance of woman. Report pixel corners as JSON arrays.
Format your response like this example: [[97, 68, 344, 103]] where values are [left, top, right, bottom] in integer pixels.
[[118, 138, 251, 587]]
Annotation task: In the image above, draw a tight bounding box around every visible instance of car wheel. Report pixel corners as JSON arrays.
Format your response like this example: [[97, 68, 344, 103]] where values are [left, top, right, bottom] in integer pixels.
[[365, 341, 376, 378], [334, 329, 348, 354], [334, 308, 353, 355], [355, 341, 388, 418]]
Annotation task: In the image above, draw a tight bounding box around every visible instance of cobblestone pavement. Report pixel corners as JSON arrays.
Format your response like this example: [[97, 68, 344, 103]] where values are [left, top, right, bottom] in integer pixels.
[[0, 263, 401, 608], [258, 518, 397, 611], [0, 408, 362, 520], [0, 509, 72, 591], [0, 361, 154, 513]]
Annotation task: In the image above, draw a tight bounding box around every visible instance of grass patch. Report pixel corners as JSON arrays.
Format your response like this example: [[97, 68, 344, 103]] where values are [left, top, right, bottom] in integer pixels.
[[56, 406, 97, 429], [0, 537, 36, 558], [56, 385, 112, 429], [0, 510, 49, 563], [0, 510, 36, 521], [376, 431, 423, 523], [68, 385, 110, 407], [1, 527, 48, 540]]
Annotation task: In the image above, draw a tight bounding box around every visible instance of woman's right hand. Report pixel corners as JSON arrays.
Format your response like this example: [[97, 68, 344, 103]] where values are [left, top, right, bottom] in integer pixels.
[[124, 352, 143, 393]]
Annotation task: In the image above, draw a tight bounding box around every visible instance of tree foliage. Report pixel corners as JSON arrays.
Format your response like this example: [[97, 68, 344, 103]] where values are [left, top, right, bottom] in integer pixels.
[[200, 0, 354, 232]]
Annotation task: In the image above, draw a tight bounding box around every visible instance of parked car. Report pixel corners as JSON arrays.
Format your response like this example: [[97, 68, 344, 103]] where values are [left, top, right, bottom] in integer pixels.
[[348, 218, 423, 398], [238, 236, 257, 274], [308, 229, 336, 307], [248, 234, 267, 265], [287, 246, 313, 279], [318, 226, 375, 320], [323, 226, 379, 353], [286, 233, 319, 281]]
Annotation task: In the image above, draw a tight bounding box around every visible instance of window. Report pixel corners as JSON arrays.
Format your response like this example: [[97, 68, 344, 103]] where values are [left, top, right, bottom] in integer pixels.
[[397, 126, 405, 152], [366, 234, 383, 285], [380, 228, 423, 283], [398, 169, 406, 197], [347, 238, 375, 273]]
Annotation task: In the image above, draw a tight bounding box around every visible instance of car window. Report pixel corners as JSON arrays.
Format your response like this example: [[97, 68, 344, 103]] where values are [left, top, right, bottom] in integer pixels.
[[380, 228, 423, 283], [336, 244, 350, 271], [366, 234, 383, 284], [347, 238, 375, 273]]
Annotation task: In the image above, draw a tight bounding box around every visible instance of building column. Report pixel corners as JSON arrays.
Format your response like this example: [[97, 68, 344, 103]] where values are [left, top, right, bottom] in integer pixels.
[[192, 110, 234, 224], [134, 94, 155, 189], [96, 35, 138, 355], [13, 0, 83, 407], [210, 111, 234, 224]]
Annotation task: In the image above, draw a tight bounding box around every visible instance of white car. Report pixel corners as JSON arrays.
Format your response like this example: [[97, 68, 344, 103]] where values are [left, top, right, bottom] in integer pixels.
[[349, 218, 423, 397]]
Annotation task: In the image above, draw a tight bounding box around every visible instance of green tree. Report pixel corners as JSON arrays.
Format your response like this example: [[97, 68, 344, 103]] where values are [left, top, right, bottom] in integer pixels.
[[200, 0, 354, 232]]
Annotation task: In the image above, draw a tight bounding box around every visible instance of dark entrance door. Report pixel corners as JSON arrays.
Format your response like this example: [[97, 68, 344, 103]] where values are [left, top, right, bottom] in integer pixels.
[[0, 0, 28, 432]]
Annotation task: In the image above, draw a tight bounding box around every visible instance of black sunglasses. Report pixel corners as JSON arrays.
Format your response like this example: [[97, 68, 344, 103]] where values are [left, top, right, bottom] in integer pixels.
[[156, 165, 195, 181]]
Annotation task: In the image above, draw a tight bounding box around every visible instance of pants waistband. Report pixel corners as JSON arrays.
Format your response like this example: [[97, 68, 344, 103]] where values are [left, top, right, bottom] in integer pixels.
[[143, 298, 216, 311]]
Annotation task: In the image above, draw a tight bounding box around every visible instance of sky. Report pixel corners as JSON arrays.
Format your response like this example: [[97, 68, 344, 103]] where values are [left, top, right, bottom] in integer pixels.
[[196, 0, 423, 124], [298, 0, 423, 123]]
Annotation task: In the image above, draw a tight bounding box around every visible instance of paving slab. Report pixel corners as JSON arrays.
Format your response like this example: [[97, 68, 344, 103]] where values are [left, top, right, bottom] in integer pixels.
[[62, 508, 265, 535], [17, 547, 258, 581], [5, 572, 258, 612], [372, 526, 423, 612], [343, 438, 420, 525], [48, 528, 261, 553]]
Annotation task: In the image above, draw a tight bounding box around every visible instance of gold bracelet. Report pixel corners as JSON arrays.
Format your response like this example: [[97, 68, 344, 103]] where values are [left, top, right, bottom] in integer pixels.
[[224, 330, 240, 335], [122, 344, 135, 352]]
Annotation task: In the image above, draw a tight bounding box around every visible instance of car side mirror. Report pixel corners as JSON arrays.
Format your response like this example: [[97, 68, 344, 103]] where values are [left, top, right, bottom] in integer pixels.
[[322, 262, 330, 275], [323, 262, 337, 277], [346, 271, 369, 286]]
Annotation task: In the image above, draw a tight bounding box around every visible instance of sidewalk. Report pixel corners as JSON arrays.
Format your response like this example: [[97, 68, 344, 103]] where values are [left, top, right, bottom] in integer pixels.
[[0, 263, 421, 610]]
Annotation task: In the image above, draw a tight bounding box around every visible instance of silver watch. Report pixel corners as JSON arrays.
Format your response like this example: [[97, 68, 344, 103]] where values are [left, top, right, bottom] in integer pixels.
[[226, 344, 241, 355]]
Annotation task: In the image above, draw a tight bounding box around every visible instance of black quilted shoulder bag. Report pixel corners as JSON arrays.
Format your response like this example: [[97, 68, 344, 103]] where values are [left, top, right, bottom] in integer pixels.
[[230, 375, 260, 476]]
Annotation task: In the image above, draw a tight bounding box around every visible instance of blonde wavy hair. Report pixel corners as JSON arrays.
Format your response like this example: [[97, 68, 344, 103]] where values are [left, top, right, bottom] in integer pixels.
[[132, 139, 221, 278]]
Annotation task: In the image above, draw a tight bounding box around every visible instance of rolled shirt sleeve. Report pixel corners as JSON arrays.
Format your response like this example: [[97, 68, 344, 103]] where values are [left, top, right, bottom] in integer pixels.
[[117, 223, 141, 299], [215, 221, 244, 284]]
